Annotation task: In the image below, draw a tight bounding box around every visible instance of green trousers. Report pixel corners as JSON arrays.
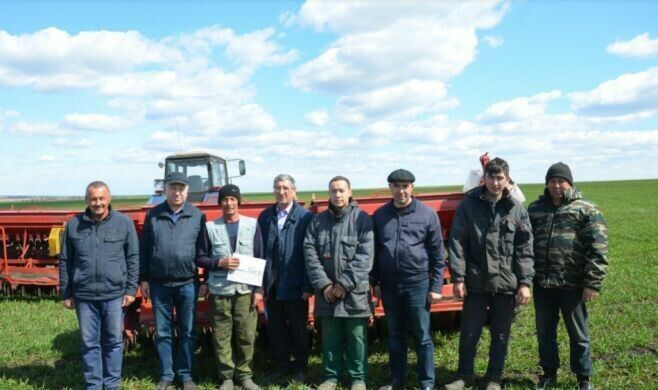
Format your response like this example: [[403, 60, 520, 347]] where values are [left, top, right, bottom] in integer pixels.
[[319, 316, 368, 384], [210, 293, 257, 381]]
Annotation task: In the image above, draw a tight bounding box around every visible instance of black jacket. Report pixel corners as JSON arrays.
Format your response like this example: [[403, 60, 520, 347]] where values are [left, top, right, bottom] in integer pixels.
[[140, 201, 206, 284]]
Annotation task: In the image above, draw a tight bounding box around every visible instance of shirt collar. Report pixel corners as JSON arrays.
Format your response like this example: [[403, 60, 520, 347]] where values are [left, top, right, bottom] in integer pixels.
[[277, 202, 293, 217]]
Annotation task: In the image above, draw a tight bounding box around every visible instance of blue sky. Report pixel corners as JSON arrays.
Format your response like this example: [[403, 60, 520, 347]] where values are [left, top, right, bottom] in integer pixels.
[[1, 1, 657, 196]]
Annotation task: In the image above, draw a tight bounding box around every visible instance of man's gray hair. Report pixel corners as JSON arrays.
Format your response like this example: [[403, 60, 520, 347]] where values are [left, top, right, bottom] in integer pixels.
[[273, 174, 296, 189], [85, 180, 110, 199]]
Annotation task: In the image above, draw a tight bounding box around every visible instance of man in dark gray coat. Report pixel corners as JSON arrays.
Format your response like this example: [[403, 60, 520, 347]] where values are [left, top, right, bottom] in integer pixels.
[[304, 176, 374, 390], [446, 157, 534, 390]]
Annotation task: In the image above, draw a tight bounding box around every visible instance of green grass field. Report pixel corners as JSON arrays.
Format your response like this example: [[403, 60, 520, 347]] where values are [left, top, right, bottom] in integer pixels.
[[1, 180, 657, 389]]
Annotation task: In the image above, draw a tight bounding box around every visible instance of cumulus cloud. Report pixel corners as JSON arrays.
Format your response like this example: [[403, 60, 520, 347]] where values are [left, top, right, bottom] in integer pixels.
[[6, 121, 70, 136], [304, 109, 328, 126], [476, 90, 562, 123], [53, 138, 94, 148], [61, 113, 131, 132], [569, 67, 658, 118], [607, 33, 658, 59], [483, 35, 504, 47]]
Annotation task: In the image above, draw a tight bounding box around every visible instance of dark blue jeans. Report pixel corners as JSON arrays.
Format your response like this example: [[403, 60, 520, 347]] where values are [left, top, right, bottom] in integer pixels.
[[381, 279, 434, 389], [457, 292, 515, 381], [266, 297, 309, 374], [534, 286, 592, 377], [74, 296, 124, 390], [150, 281, 199, 383]]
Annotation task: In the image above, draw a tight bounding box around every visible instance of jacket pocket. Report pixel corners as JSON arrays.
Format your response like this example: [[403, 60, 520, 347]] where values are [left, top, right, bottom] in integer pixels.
[[104, 232, 125, 257], [499, 219, 517, 258], [341, 237, 358, 261]]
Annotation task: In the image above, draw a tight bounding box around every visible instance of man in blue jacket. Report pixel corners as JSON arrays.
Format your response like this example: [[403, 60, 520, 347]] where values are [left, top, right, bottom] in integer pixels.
[[59, 181, 139, 390], [140, 172, 206, 390], [257, 174, 313, 384], [372, 169, 446, 390]]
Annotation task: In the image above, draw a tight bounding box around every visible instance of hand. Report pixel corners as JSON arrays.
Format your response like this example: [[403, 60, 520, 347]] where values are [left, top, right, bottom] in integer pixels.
[[454, 282, 466, 299], [301, 292, 312, 300], [516, 284, 531, 306], [252, 292, 263, 310], [63, 298, 75, 310], [333, 283, 346, 300], [219, 257, 240, 270], [122, 295, 135, 307], [373, 285, 382, 299], [323, 284, 336, 304], [428, 291, 442, 305], [198, 284, 209, 298], [140, 281, 150, 299], [582, 287, 599, 302]]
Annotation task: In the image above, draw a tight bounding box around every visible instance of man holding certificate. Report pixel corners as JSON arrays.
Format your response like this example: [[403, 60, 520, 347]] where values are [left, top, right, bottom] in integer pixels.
[[196, 184, 264, 390]]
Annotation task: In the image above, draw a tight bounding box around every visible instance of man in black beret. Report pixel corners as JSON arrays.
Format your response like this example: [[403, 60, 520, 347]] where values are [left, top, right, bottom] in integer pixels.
[[372, 169, 446, 390]]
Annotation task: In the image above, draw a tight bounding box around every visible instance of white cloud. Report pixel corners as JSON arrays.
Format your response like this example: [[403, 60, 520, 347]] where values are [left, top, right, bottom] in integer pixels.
[[39, 155, 56, 162], [304, 109, 328, 126], [6, 121, 70, 136], [483, 35, 504, 47], [607, 33, 658, 59], [569, 67, 658, 118], [53, 138, 94, 148], [476, 90, 561, 123], [61, 113, 131, 132]]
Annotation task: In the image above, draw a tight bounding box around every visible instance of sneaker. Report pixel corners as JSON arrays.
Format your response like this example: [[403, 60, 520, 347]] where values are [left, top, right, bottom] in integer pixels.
[[155, 379, 172, 390], [241, 378, 260, 390], [183, 380, 198, 390], [378, 383, 404, 390], [578, 381, 594, 390], [351, 383, 367, 390], [444, 376, 475, 390], [218, 379, 234, 390], [536, 375, 556, 390], [481, 380, 501, 390], [317, 380, 338, 390]]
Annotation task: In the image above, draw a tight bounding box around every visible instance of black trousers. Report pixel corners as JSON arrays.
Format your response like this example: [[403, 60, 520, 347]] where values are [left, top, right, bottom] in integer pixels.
[[266, 296, 310, 374]]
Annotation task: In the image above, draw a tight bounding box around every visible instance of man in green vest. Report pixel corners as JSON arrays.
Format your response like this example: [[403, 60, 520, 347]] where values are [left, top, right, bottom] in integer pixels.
[[196, 184, 264, 390]]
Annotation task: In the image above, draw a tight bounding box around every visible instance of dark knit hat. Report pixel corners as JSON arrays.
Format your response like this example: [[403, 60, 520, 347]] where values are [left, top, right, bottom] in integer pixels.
[[545, 162, 573, 185], [218, 184, 241, 205], [387, 169, 415, 183]]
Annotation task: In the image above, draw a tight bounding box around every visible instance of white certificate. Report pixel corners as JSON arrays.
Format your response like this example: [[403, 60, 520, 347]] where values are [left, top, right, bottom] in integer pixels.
[[226, 254, 266, 287]]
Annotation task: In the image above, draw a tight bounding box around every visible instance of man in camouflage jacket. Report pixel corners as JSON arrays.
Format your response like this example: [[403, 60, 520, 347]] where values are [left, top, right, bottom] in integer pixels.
[[528, 162, 608, 390]]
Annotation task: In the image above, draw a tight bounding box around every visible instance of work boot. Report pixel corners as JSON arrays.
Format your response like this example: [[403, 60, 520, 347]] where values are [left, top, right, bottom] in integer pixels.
[[155, 379, 172, 390], [351, 383, 367, 390], [578, 380, 594, 390], [240, 378, 260, 390], [218, 379, 234, 390], [444, 376, 475, 390], [183, 380, 197, 390], [317, 380, 338, 390], [290, 372, 306, 383], [536, 375, 556, 390]]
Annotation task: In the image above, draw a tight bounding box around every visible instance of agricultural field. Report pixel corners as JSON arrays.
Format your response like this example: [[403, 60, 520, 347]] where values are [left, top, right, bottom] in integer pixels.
[[0, 179, 656, 389]]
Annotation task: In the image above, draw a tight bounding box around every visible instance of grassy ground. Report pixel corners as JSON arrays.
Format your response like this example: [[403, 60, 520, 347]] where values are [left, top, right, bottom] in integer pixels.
[[1, 180, 657, 389]]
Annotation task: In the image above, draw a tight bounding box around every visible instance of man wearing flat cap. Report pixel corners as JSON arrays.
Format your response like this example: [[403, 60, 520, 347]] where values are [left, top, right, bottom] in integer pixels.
[[372, 169, 446, 390], [141, 172, 206, 390], [196, 184, 264, 390], [528, 162, 608, 390]]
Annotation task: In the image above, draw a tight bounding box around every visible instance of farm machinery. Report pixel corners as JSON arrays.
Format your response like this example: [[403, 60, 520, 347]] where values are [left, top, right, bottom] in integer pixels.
[[0, 151, 465, 346]]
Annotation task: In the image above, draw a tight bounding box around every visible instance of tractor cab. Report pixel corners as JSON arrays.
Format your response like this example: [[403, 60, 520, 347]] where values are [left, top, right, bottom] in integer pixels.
[[147, 151, 246, 205]]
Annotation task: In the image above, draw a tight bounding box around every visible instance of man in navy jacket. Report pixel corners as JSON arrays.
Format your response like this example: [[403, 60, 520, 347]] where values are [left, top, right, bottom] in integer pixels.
[[60, 181, 139, 390], [257, 174, 313, 384], [372, 169, 446, 390]]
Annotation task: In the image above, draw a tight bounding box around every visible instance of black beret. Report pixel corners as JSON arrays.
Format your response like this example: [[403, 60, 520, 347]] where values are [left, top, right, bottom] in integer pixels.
[[387, 169, 415, 183]]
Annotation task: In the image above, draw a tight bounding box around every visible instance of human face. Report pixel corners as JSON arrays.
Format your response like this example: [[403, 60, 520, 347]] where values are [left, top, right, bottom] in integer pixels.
[[547, 177, 572, 205], [329, 180, 352, 210], [220, 196, 240, 220], [86, 186, 111, 221], [165, 182, 188, 210], [484, 171, 509, 200], [389, 182, 414, 208], [274, 180, 296, 209]]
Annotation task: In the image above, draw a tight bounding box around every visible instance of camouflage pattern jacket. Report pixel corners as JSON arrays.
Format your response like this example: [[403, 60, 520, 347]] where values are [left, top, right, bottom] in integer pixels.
[[528, 188, 608, 291]]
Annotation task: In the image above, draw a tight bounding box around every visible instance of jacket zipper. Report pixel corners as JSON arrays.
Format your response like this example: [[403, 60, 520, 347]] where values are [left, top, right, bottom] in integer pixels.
[[544, 206, 558, 279]]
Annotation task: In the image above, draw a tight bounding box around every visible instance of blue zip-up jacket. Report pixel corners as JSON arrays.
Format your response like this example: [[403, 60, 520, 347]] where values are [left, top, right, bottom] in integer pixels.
[[140, 201, 206, 285], [257, 202, 313, 300], [60, 207, 139, 300], [372, 198, 446, 293]]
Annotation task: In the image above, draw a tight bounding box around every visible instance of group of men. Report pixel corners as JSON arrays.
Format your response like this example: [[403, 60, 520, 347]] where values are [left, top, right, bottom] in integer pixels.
[[59, 158, 608, 390]]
